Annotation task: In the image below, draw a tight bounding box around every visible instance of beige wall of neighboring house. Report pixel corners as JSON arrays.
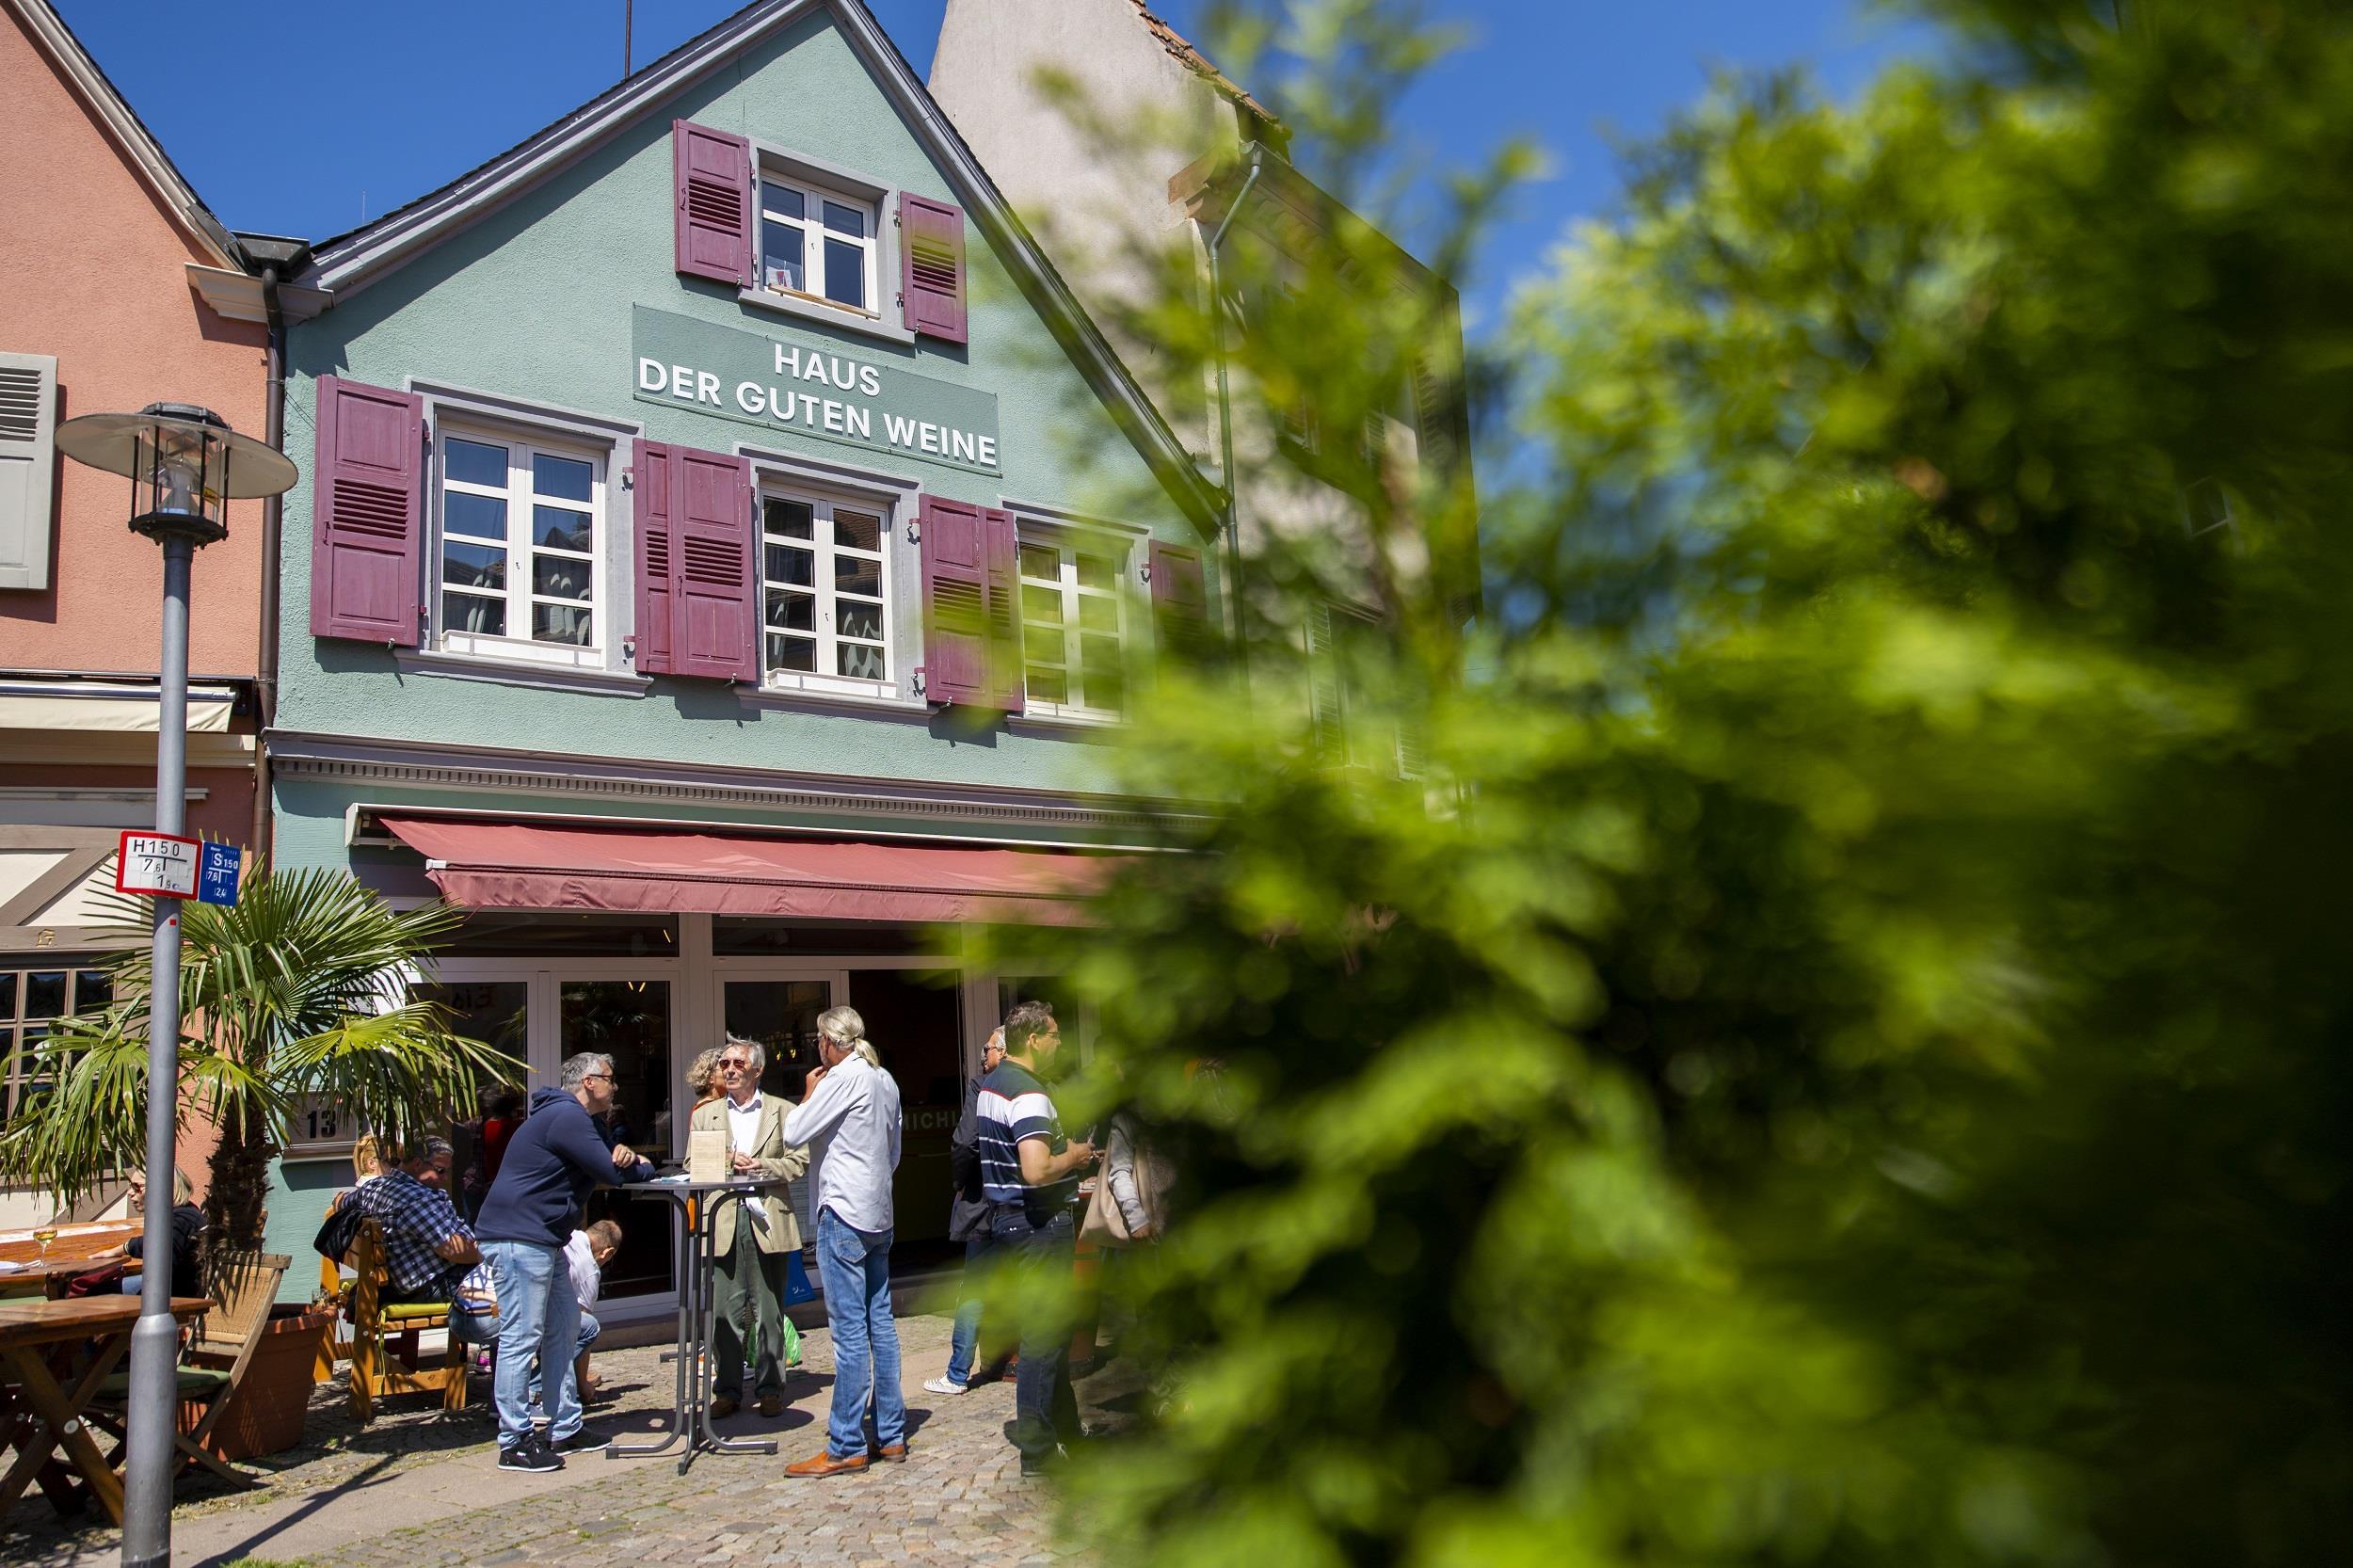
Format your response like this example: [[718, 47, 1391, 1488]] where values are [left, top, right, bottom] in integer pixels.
[[930, 0, 1475, 628]]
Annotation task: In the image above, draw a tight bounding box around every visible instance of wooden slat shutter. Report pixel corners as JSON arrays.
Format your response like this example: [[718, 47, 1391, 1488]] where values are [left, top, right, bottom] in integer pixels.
[[674, 120, 752, 287], [981, 506, 1024, 713], [632, 439, 677, 674], [1411, 353, 1459, 476], [1306, 601, 1344, 761], [919, 496, 987, 706], [1148, 539, 1209, 659], [310, 376, 424, 647], [899, 193, 968, 345], [673, 447, 756, 680], [0, 351, 57, 591]]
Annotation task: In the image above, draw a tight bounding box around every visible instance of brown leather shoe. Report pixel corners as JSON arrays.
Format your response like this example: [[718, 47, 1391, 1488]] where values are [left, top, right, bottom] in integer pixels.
[[709, 1395, 740, 1419], [784, 1450, 870, 1478], [877, 1442, 908, 1463], [755, 1394, 783, 1417]]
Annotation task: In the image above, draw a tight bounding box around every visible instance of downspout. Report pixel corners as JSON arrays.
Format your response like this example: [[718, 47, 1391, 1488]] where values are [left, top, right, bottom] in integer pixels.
[[1204, 143, 1265, 652], [249, 264, 286, 867]]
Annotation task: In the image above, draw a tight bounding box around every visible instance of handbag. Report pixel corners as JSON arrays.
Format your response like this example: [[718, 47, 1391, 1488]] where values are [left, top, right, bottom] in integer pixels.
[[1078, 1180, 1135, 1247], [312, 1191, 364, 1261]]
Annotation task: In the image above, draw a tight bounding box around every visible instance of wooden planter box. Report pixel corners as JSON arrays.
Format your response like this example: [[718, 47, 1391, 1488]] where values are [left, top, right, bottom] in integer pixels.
[[184, 1305, 334, 1462]]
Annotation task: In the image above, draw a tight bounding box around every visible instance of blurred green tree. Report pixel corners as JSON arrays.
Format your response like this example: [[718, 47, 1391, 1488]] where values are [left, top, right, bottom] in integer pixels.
[[993, 2, 2353, 1564]]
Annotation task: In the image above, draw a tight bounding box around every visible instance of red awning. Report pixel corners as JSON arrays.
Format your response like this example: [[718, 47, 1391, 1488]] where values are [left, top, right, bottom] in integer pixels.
[[376, 816, 1130, 926]]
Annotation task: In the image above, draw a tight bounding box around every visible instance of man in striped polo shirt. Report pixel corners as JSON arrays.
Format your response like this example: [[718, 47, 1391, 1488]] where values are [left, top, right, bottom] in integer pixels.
[[975, 1000, 1099, 1474]]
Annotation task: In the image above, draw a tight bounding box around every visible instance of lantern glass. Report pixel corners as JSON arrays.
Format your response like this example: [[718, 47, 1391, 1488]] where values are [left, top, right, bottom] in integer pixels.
[[129, 416, 231, 545]]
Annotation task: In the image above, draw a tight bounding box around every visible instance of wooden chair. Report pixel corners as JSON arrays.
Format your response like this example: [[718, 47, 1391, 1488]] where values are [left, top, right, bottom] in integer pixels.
[[87, 1249, 291, 1491], [344, 1218, 474, 1423]]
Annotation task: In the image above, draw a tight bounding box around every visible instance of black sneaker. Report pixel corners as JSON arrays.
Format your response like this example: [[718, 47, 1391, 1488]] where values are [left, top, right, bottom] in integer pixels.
[[548, 1426, 606, 1454], [1018, 1444, 1068, 1478], [498, 1434, 564, 1472]]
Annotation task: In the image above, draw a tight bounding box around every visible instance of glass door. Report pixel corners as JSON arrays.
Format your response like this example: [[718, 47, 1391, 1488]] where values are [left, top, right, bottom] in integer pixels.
[[719, 974, 842, 1243], [559, 977, 673, 1300]]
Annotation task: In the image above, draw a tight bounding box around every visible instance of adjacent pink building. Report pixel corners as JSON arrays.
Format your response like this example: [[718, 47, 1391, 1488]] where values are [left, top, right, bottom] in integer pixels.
[[0, 0, 291, 1198]]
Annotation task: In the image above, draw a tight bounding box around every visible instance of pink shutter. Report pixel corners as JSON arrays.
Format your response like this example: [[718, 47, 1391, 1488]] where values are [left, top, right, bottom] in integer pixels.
[[982, 506, 1024, 713], [919, 496, 987, 706], [632, 440, 677, 674], [672, 447, 757, 681], [1149, 539, 1209, 657], [899, 193, 968, 345], [674, 120, 752, 286], [310, 376, 423, 647]]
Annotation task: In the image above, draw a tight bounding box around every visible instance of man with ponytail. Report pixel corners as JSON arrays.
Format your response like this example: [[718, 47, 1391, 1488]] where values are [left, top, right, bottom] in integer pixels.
[[779, 1005, 906, 1477]]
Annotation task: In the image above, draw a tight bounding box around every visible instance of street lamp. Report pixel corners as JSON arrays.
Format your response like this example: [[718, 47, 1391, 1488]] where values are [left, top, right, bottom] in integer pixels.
[[54, 403, 296, 1568]]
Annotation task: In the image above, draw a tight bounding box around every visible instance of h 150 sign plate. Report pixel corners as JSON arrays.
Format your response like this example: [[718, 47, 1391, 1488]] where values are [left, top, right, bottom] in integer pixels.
[[115, 831, 200, 899]]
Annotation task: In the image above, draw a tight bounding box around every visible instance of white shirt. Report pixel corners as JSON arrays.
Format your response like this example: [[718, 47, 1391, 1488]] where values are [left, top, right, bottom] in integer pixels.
[[778, 1053, 902, 1235], [564, 1229, 601, 1308], [725, 1090, 763, 1155]]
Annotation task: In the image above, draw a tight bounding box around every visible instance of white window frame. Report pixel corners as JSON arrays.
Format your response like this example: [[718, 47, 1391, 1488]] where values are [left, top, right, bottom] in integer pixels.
[[759, 484, 899, 700], [1015, 526, 1137, 722], [429, 419, 612, 671], [759, 170, 880, 319]]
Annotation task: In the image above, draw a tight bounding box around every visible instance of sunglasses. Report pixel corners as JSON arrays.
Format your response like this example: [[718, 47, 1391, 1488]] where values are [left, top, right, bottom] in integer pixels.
[[720, 1059, 754, 1071]]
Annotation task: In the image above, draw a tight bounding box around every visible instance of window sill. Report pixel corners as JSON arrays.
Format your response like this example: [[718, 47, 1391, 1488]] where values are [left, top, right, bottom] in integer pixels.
[[395, 648, 652, 696], [738, 684, 931, 721], [738, 286, 915, 346], [1007, 708, 1126, 735]]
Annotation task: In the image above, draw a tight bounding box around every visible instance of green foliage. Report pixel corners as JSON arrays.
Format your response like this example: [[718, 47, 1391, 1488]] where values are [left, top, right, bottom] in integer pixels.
[[1009, 2, 2353, 1564], [0, 869, 513, 1241]]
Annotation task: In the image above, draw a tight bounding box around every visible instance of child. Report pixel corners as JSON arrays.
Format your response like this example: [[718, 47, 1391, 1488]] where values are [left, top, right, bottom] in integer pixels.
[[565, 1218, 623, 1404]]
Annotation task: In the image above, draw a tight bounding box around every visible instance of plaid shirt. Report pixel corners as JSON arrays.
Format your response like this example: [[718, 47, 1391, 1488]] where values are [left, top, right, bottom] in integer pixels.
[[356, 1170, 472, 1298]]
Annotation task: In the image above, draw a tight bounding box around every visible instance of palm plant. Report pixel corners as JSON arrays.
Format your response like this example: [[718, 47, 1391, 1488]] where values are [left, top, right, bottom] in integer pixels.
[[0, 867, 517, 1251]]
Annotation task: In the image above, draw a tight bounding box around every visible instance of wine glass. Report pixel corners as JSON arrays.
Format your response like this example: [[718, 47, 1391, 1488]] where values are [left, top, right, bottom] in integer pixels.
[[32, 1225, 58, 1262]]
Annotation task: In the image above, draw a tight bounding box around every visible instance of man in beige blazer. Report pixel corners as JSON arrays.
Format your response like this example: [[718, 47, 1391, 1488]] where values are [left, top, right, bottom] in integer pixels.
[[693, 1035, 810, 1416]]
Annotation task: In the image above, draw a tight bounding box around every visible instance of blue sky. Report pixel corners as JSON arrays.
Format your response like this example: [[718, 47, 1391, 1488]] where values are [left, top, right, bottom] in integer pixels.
[[56, 0, 1934, 335]]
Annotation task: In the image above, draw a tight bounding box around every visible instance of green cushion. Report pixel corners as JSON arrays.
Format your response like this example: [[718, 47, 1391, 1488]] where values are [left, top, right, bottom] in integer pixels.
[[94, 1367, 232, 1400], [378, 1301, 451, 1322]]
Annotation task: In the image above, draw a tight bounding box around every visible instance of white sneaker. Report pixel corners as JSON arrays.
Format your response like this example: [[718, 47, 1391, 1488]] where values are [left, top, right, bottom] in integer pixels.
[[922, 1375, 969, 1397]]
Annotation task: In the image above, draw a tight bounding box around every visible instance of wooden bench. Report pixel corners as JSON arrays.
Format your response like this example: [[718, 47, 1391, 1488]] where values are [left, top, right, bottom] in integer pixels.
[[341, 1218, 482, 1423]]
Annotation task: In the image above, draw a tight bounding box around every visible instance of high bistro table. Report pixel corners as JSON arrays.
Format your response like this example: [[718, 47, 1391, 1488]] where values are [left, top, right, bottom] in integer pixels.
[[0, 1294, 208, 1522], [611, 1176, 777, 1475]]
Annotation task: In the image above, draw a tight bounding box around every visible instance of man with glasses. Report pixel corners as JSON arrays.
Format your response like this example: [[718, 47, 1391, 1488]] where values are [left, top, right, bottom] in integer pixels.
[[689, 1034, 810, 1418], [475, 1051, 656, 1471]]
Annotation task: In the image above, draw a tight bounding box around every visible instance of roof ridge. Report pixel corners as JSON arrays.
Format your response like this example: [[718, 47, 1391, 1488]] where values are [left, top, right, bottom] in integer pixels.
[[1126, 0, 1278, 124]]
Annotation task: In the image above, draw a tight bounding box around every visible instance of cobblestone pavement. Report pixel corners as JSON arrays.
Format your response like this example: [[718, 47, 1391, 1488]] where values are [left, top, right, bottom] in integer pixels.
[[2, 1310, 1126, 1567]]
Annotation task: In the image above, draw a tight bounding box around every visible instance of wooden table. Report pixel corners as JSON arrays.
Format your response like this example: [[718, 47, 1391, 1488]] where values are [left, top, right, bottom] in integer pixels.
[[0, 1294, 206, 1523], [0, 1257, 140, 1300]]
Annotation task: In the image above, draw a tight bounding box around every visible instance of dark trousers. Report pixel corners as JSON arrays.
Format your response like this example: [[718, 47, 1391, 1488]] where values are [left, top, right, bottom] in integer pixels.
[[989, 1202, 1080, 1461], [713, 1219, 794, 1399]]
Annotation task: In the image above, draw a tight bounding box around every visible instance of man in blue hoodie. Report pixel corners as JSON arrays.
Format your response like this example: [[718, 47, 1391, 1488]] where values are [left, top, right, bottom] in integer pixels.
[[474, 1051, 656, 1470]]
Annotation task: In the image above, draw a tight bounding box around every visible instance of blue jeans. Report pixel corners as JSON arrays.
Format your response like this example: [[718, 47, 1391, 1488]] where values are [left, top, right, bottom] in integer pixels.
[[944, 1230, 995, 1386], [989, 1203, 1080, 1462], [526, 1310, 600, 1408], [814, 1207, 904, 1459], [482, 1240, 581, 1449]]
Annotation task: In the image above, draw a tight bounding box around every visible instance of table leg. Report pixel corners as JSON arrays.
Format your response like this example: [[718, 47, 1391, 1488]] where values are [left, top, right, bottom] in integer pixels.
[[606, 1193, 689, 1462], [0, 1342, 128, 1525], [696, 1193, 775, 1465]]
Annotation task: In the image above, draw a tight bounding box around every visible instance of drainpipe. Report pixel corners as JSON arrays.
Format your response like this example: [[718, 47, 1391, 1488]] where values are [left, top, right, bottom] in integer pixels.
[[249, 264, 287, 867], [1204, 142, 1265, 653]]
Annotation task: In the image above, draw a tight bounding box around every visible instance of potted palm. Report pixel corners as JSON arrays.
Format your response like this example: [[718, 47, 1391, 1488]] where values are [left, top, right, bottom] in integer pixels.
[[0, 868, 515, 1455]]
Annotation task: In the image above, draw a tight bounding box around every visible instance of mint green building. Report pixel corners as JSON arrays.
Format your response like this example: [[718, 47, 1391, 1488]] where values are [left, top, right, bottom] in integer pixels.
[[264, 0, 1223, 1306]]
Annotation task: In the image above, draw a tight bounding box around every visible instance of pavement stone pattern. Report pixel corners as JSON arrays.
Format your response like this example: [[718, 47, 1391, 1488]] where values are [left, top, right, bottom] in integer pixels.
[[1, 1309, 1128, 1568]]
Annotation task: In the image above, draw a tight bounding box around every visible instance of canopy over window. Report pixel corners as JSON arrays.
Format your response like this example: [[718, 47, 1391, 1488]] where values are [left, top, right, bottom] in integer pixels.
[[376, 816, 1131, 926]]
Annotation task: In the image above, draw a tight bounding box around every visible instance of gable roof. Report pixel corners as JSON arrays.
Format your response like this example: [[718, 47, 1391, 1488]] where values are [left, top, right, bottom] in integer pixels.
[[8, 0, 242, 267], [296, 0, 1223, 537]]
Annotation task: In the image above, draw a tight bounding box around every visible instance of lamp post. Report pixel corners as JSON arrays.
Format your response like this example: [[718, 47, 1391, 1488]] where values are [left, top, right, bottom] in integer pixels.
[[53, 404, 296, 1568]]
